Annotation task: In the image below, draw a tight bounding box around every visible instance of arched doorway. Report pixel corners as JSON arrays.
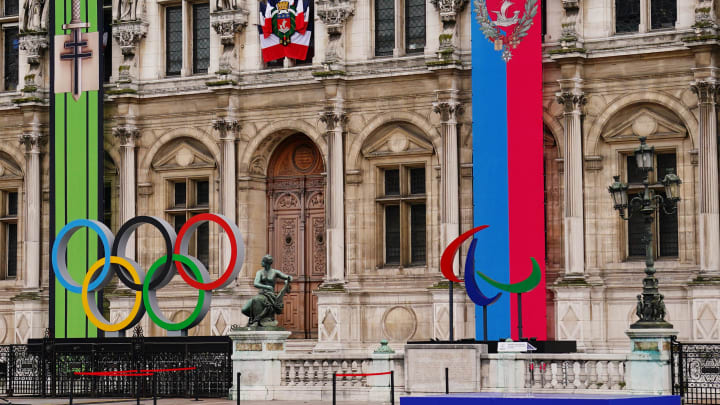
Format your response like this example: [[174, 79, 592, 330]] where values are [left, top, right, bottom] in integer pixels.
[[267, 134, 325, 339]]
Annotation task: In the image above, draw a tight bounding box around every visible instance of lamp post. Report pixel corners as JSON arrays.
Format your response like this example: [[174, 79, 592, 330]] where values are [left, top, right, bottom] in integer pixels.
[[608, 136, 682, 329]]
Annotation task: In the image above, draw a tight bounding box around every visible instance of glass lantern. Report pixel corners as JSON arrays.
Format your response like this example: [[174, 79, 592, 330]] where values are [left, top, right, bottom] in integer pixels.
[[662, 168, 682, 201], [634, 136, 655, 172], [608, 175, 629, 210]]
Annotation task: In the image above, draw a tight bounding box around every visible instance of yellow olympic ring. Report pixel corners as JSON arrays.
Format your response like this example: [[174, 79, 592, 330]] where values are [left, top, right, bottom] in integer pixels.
[[82, 256, 144, 332]]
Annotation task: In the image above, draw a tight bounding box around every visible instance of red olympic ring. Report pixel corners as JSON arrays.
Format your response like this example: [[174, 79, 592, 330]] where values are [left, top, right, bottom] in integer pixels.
[[174, 213, 238, 290]]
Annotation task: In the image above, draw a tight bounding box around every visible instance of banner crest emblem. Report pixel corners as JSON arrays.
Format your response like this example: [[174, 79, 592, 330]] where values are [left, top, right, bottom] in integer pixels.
[[474, 0, 537, 62]]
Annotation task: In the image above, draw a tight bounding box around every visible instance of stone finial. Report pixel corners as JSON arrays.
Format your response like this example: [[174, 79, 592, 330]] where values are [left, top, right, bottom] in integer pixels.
[[374, 339, 395, 354]]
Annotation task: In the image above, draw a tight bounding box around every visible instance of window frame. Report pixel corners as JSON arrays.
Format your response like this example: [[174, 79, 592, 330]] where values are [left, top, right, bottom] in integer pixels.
[[613, 0, 677, 36], [0, 189, 19, 280], [1, 22, 19, 92], [164, 3, 183, 76], [623, 149, 679, 260], [164, 176, 212, 269], [191, 2, 210, 74], [376, 163, 428, 268], [372, 0, 426, 58]]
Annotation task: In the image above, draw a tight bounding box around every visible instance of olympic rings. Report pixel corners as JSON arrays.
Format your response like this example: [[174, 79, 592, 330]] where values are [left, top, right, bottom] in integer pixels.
[[51, 214, 245, 333]]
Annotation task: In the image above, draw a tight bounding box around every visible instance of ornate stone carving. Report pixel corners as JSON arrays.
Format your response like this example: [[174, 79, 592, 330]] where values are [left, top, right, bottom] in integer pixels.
[[319, 109, 347, 132], [316, 0, 354, 65], [18, 34, 49, 66], [691, 80, 719, 104], [112, 20, 148, 58], [212, 118, 241, 139], [249, 156, 267, 176], [556, 91, 586, 113], [22, 0, 48, 32], [430, 0, 468, 23], [433, 100, 464, 122], [693, 1, 718, 37], [557, 0, 582, 50], [113, 125, 140, 147], [116, 0, 143, 22], [211, 9, 248, 72], [18, 132, 47, 153]]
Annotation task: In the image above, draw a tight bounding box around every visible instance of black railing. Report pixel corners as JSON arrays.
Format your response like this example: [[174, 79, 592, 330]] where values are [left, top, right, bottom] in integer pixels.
[[672, 338, 720, 404], [0, 334, 231, 398]]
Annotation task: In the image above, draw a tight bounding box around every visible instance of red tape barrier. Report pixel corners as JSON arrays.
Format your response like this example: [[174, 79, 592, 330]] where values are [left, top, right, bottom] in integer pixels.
[[336, 371, 392, 377], [74, 367, 196, 377]]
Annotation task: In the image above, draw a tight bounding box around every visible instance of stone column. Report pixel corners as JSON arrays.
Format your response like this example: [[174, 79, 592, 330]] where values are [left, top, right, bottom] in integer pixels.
[[691, 80, 720, 276], [433, 91, 463, 275], [320, 100, 347, 285], [18, 132, 46, 290], [556, 85, 586, 278], [113, 126, 140, 259], [213, 118, 240, 268]]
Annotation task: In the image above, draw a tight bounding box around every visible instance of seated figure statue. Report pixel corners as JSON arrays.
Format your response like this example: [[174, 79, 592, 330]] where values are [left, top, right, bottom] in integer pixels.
[[241, 255, 292, 327]]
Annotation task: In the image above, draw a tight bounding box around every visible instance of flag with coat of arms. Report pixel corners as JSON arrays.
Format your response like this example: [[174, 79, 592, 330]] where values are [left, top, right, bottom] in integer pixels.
[[259, 0, 313, 63]]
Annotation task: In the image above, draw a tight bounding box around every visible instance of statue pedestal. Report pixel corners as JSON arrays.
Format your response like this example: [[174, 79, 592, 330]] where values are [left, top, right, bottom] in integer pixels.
[[228, 327, 291, 401], [625, 328, 677, 395]]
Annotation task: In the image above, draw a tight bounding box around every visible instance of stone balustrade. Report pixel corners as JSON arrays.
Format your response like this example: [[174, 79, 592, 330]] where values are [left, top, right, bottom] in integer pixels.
[[280, 355, 372, 387], [481, 353, 629, 393]]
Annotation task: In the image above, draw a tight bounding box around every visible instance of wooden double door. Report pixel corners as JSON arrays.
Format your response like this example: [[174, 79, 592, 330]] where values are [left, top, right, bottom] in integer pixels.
[[267, 135, 326, 339]]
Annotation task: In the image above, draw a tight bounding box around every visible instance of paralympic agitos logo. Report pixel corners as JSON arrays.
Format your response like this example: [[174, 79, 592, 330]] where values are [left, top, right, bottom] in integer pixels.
[[51, 214, 245, 333], [440, 225, 542, 307]]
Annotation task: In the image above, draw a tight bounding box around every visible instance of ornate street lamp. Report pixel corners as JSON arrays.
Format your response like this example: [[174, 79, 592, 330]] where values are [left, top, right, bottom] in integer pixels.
[[608, 136, 680, 329]]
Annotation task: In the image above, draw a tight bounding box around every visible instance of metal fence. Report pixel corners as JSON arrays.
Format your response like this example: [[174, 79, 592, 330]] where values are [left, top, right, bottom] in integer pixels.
[[0, 332, 232, 398], [672, 338, 720, 404]]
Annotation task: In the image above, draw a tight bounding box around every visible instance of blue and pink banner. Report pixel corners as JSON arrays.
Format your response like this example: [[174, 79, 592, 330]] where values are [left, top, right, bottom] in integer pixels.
[[471, 0, 546, 340]]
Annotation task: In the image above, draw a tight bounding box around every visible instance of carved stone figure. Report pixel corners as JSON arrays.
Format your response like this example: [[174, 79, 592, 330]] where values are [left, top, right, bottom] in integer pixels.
[[116, 0, 141, 21], [241, 255, 292, 327], [22, 0, 47, 32], [216, 0, 236, 11]]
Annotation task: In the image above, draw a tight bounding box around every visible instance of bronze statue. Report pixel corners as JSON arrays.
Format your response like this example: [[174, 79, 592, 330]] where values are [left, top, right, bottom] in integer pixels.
[[241, 255, 292, 327]]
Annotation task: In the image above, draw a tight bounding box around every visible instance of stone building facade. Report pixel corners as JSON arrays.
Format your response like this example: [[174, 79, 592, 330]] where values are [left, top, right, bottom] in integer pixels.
[[0, 0, 718, 354], [0, 0, 476, 349]]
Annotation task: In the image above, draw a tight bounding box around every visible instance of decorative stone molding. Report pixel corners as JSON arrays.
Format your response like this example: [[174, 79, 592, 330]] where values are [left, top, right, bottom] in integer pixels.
[[211, 9, 248, 72], [112, 125, 140, 147], [212, 118, 241, 140], [693, 1, 718, 37], [556, 91, 586, 113], [319, 109, 348, 132], [21, 0, 47, 32], [560, 0, 582, 50], [112, 20, 148, 58], [433, 100, 464, 122], [431, 0, 468, 23], [116, 0, 144, 22], [583, 155, 602, 171], [691, 80, 719, 104], [316, 0, 354, 66], [18, 34, 48, 66], [18, 132, 47, 153]]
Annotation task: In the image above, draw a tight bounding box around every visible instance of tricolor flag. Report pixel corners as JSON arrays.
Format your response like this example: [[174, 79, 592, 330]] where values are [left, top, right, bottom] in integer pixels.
[[471, 0, 546, 341], [259, 0, 313, 63]]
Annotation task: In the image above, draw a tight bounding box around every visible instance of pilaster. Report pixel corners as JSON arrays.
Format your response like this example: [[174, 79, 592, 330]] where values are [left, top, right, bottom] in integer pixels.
[[433, 90, 463, 276], [691, 78, 720, 277], [18, 131, 46, 290], [319, 96, 347, 285], [556, 80, 586, 279], [113, 125, 140, 259]]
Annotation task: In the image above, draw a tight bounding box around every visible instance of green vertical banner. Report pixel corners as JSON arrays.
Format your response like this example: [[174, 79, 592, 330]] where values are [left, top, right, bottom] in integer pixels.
[[50, 0, 103, 338]]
